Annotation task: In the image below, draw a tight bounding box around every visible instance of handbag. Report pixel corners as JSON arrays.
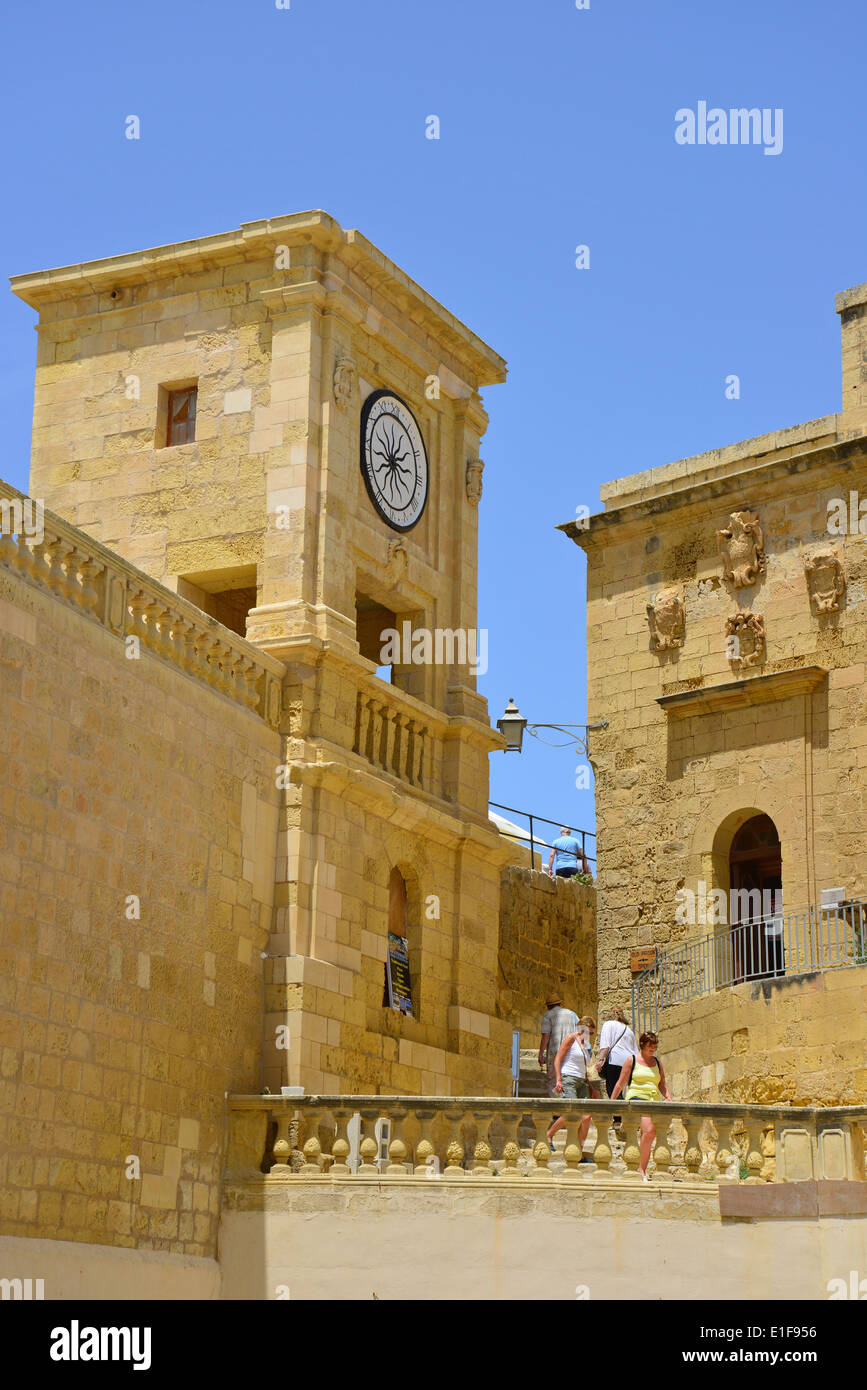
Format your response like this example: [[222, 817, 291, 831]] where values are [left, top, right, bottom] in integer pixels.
[[596, 1024, 628, 1070]]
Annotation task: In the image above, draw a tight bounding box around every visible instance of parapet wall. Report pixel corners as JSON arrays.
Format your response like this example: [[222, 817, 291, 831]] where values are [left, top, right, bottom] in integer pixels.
[[660, 965, 867, 1105], [497, 867, 596, 1044]]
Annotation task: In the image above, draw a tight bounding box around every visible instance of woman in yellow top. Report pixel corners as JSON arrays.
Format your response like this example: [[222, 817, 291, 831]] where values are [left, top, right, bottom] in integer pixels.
[[609, 1030, 673, 1182]]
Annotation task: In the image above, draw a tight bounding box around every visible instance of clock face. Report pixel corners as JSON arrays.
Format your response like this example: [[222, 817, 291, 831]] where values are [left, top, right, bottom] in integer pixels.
[[360, 390, 429, 532]]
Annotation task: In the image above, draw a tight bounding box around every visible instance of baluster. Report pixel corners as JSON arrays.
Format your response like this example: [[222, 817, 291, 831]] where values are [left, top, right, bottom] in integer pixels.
[[241, 657, 262, 711], [78, 557, 103, 614], [561, 1114, 584, 1181], [620, 1107, 642, 1178], [0, 520, 18, 570], [385, 1109, 410, 1176], [60, 545, 82, 603], [205, 638, 225, 687], [498, 1112, 523, 1180], [223, 650, 246, 704], [25, 534, 51, 588], [412, 1108, 438, 1176], [410, 721, 423, 787], [299, 1109, 324, 1175], [716, 1120, 737, 1182], [470, 1111, 493, 1176], [143, 597, 167, 654], [528, 1112, 552, 1180], [443, 1110, 466, 1177], [591, 1113, 614, 1179], [12, 528, 34, 579], [192, 629, 213, 683], [330, 1110, 353, 1177], [370, 700, 385, 767], [270, 1112, 292, 1173], [127, 591, 149, 650], [384, 708, 398, 775], [745, 1119, 767, 1183], [357, 1109, 380, 1176], [169, 617, 193, 672], [208, 640, 231, 694], [652, 1109, 672, 1181], [682, 1114, 703, 1179], [356, 694, 371, 758], [151, 604, 174, 662], [42, 538, 68, 597], [400, 714, 415, 782]]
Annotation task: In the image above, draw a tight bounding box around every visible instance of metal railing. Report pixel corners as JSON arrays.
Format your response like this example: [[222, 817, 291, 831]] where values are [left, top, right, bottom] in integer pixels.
[[488, 802, 595, 873], [632, 899, 867, 1035]]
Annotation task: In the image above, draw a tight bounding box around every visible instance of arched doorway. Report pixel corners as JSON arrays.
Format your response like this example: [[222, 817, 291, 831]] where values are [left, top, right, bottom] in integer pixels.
[[729, 814, 784, 982]]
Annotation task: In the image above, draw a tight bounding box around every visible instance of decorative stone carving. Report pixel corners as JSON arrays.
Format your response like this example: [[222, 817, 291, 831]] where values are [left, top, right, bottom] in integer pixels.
[[386, 539, 408, 584], [725, 611, 765, 669], [466, 458, 484, 505], [332, 353, 356, 410], [805, 547, 845, 613], [717, 511, 766, 588], [646, 588, 685, 651]]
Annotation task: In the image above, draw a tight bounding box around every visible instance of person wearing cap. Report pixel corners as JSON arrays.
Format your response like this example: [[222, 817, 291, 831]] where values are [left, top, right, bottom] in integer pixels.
[[547, 827, 591, 879], [538, 992, 579, 1099]]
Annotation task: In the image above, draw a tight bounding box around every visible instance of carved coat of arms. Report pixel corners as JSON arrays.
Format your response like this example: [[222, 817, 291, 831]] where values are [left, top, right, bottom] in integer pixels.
[[646, 589, 685, 651], [804, 548, 845, 614], [717, 511, 766, 588], [725, 611, 765, 669]]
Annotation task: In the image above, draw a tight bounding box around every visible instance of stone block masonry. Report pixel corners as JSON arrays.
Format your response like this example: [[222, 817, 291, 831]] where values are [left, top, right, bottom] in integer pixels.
[[0, 523, 282, 1260], [497, 867, 596, 1044]]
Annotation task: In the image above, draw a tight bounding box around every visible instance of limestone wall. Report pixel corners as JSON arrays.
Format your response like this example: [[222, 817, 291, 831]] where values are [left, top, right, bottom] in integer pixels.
[[659, 965, 867, 1105], [497, 868, 597, 1043], [571, 423, 867, 1013], [0, 552, 281, 1261], [217, 1182, 867, 1301]]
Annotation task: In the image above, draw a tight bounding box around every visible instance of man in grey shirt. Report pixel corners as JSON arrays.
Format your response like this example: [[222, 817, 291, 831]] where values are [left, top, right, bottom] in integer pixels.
[[538, 993, 580, 1098]]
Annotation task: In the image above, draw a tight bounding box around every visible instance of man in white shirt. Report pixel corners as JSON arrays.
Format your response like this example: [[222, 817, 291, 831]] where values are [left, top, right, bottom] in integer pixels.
[[538, 993, 579, 1098]]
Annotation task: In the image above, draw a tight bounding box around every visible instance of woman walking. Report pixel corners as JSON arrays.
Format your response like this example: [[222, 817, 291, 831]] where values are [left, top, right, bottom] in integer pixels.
[[596, 1006, 637, 1101], [609, 1031, 673, 1181], [546, 1015, 596, 1156]]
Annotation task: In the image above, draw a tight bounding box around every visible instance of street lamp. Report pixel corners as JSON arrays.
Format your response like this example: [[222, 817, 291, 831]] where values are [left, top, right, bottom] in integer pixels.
[[496, 698, 607, 756], [496, 697, 527, 752]]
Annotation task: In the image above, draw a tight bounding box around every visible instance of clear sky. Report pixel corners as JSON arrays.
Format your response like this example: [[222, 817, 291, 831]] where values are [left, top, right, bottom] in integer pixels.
[[2, 0, 865, 852]]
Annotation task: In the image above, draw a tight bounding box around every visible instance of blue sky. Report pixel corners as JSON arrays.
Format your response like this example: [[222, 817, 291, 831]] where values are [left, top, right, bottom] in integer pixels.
[[2, 0, 865, 851]]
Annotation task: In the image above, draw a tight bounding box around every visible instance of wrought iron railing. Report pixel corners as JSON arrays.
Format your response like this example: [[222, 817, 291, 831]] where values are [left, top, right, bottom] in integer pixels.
[[488, 801, 595, 872], [632, 899, 867, 1035]]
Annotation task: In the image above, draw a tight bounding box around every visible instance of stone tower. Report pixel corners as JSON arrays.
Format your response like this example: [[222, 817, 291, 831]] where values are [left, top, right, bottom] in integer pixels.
[[13, 212, 512, 1093]]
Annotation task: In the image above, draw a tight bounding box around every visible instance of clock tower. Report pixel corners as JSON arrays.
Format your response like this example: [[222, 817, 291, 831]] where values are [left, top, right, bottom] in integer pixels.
[[15, 211, 511, 1094]]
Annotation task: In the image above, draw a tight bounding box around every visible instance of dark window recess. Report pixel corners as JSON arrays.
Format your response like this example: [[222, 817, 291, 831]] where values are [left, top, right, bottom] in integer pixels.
[[166, 387, 197, 446]]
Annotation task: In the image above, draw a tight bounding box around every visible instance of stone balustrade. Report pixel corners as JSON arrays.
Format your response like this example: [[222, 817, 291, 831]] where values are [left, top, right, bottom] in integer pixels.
[[0, 481, 284, 726], [353, 681, 438, 792], [227, 1095, 867, 1185]]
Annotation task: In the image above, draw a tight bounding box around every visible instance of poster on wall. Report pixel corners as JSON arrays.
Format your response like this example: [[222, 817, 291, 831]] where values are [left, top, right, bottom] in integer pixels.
[[385, 933, 413, 1016]]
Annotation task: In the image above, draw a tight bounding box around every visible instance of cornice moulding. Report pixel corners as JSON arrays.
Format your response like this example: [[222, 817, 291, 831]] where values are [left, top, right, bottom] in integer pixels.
[[657, 666, 828, 718]]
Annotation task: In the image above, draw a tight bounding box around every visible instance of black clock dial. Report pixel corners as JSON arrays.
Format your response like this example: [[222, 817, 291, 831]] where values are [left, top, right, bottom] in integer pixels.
[[360, 390, 429, 532]]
